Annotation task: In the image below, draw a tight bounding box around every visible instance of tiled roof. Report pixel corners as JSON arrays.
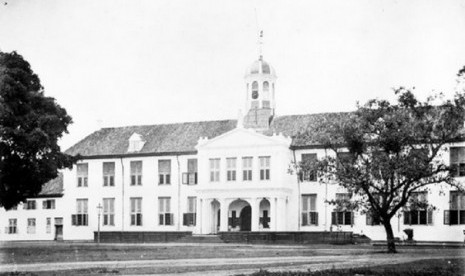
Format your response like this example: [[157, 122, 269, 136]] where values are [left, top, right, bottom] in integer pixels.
[[36, 173, 63, 197], [65, 113, 350, 157]]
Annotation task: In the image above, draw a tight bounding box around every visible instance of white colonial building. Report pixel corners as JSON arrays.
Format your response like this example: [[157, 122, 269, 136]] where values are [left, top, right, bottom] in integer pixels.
[[1, 54, 465, 243]]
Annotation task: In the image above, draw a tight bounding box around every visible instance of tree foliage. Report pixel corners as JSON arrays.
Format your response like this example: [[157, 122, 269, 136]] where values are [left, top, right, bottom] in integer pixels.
[[0, 51, 76, 209], [297, 83, 465, 253]]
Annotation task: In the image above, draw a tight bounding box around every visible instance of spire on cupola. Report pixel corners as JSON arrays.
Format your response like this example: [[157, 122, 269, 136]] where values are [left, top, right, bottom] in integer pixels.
[[243, 30, 277, 131]]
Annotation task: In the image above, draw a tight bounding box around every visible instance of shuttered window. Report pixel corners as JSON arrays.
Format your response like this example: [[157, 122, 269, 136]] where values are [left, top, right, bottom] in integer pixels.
[[450, 147, 465, 177], [226, 158, 237, 181], [158, 160, 171, 185], [130, 198, 142, 226], [302, 194, 318, 226], [209, 159, 220, 182], [77, 163, 88, 187], [103, 162, 115, 187], [130, 161, 142, 186], [159, 197, 173, 225], [300, 154, 317, 182], [242, 157, 253, 181]]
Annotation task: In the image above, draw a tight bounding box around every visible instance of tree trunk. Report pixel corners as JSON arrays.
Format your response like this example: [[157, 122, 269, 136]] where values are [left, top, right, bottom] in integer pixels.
[[383, 218, 397, 253]]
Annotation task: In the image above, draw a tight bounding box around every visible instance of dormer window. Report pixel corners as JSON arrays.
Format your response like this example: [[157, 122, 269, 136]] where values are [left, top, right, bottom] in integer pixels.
[[128, 133, 145, 152]]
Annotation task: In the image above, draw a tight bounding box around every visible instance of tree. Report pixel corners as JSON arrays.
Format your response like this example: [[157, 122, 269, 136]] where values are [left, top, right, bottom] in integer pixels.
[[297, 85, 465, 253], [0, 51, 76, 209]]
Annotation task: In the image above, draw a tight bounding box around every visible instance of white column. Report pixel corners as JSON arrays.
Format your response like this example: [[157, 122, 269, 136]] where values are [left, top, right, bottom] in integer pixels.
[[276, 197, 286, 231], [219, 199, 229, 232], [270, 197, 277, 231], [251, 198, 260, 231]]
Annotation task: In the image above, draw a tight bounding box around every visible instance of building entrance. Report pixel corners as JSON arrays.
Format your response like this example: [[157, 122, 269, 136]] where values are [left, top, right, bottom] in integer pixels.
[[240, 206, 251, 231]]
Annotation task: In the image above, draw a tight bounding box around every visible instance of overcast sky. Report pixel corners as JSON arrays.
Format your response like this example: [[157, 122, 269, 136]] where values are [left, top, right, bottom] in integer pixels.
[[1, 0, 465, 150]]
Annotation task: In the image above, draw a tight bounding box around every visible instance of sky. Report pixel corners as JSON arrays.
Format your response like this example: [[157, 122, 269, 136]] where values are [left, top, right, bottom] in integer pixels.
[[1, 0, 465, 150]]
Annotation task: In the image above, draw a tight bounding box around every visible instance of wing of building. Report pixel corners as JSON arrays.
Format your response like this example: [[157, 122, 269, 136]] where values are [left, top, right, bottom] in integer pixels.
[[2, 54, 465, 243]]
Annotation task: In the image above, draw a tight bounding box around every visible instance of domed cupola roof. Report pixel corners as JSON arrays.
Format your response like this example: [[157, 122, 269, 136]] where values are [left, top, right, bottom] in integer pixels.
[[245, 56, 276, 77]]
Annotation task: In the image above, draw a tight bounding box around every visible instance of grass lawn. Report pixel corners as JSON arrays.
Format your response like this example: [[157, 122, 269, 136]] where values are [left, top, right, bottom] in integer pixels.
[[0, 242, 373, 264], [237, 258, 465, 276]]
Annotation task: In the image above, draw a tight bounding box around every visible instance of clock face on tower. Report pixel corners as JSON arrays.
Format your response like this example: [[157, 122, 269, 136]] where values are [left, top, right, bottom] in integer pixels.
[[252, 90, 259, 99]]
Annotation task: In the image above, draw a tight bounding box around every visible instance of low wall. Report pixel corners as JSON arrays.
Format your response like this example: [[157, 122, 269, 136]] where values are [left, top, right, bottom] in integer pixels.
[[93, 231, 192, 243], [219, 231, 354, 244]]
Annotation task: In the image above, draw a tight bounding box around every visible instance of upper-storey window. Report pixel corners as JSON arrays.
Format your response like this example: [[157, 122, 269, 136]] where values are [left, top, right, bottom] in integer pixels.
[[42, 199, 55, 209], [130, 161, 142, 186], [24, 200, 36, 210], [259, 157, 270, 180], [209, 158, 220, 182], [444, 191, 465, 225], [300, 153, 317, 182], [103, 162, 115, 187], [450, 147, 465, 177], [242, 157, 253, 181], [226, 158, 237, 181], [158, 160, 171, 185], [8, 219, 17, 234], [182, 159, 198, 185], [77, 163, 88, 187]]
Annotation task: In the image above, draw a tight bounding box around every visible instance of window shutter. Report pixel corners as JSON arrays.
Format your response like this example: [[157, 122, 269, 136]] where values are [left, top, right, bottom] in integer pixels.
[[444, 210, 450, 225], [182, 173, 188, 184], [159, 214, 164, 225], [315, 212, 319, 226], [183, 213, 188, 226], [427, 210, 433, 225], [366, 212, 373, 226], [403, 212, 411, 225], [71, 215, 76, 226], [331, 212, 336, 225], [43, 201, 47, 209], [302, 212, 308, 226]]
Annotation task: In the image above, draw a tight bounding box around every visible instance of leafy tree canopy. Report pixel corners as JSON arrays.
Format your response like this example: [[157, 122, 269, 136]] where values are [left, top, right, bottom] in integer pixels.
[[0, 51, 76, 209], [296, 80, 465, 253]]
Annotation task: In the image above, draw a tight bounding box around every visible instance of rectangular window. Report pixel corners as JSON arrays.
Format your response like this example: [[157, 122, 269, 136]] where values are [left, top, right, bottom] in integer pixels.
[[403, 192, 432, 225], [24, 200, 36, 210], [77, 163, 88, 187], [159, 197, 173, 225], [209, 158, 220, 182], [242, 157, 253, 181], [103, 162, 115, 187], [332, 193, 352, 225], [450, 147, 465, 177], [182, 159, 198, 185], [42, 199, 55, 210], [331, 211, 353, 225], [130, 197, 142, 226], [366, 211, 382, 226], [72, 199, 89, 226], [27, 218, 36, 234], [103, 198, 115, 226], [46, 217, 51, 234], [226, 158, 237, 181], [158, 160, 171, 185], [444, 191, 465, 225], [130, 161, 142, 186], [8, 219, 17, 234], [259, 157, 270, 180], [183, 197, 197, 226], [300, 154, 317, 182], [301, 194, 318, 226]]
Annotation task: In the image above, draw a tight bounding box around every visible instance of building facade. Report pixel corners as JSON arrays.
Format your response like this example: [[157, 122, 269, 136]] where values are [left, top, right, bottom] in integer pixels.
[[1, 56, 465, 242]]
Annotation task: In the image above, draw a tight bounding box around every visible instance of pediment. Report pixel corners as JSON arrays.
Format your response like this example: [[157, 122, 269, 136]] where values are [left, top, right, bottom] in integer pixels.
[[196, 127, 291, 150]]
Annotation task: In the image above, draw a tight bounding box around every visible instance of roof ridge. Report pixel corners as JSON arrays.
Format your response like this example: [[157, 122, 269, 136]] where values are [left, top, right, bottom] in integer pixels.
[[99, 118, 237, 130]]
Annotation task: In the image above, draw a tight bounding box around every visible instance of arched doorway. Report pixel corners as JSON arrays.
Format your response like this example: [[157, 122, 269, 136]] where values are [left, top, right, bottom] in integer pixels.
[[240, 206, 251, 231], [229, 199, 251, 231]]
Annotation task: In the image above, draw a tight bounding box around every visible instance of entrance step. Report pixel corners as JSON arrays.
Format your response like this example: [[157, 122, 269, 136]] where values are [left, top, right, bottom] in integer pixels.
[[176, 234, 223, 244]]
